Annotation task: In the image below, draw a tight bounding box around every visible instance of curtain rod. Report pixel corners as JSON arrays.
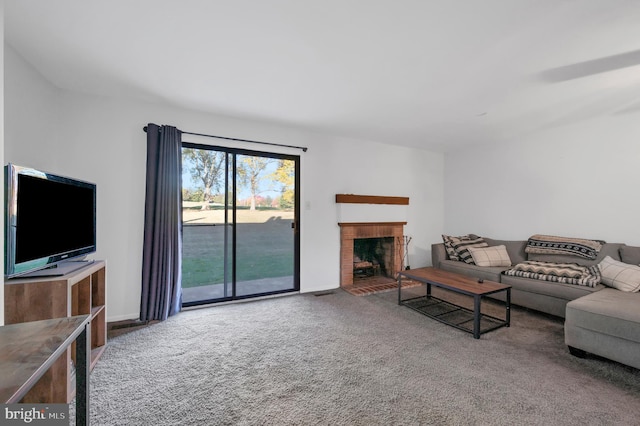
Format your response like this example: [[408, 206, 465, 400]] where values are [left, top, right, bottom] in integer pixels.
[[143, 125, 308, 152]]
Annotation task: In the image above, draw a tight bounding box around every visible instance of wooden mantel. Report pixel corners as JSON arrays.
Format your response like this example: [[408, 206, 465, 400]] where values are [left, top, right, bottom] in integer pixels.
[[338, 222, 407, 227], [335, 194, 409, 205]]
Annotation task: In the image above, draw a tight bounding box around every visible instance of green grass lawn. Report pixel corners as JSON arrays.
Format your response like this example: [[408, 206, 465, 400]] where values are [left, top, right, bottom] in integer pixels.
[[182, 215, 294, 288]]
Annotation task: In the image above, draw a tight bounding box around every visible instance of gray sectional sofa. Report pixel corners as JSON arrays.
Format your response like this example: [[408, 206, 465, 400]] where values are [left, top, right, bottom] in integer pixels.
[[431, 236, 640, 370]]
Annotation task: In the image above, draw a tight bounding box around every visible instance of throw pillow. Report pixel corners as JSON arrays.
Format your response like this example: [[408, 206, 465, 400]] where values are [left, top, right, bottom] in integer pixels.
[[441, 234, 488, 264], [598, 256, 640, 292], [441, 234, 461, 261], [467, 245, 512, 267]]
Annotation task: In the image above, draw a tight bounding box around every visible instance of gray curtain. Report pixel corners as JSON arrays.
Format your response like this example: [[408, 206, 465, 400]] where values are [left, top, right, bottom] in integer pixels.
[[140, 123, 183, 321]]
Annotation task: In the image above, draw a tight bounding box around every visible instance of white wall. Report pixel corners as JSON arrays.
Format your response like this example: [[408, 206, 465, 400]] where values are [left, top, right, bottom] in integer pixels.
[[4, 46, 61, 167], [4, 46, 445, 321], [444, 114, 640, 245]]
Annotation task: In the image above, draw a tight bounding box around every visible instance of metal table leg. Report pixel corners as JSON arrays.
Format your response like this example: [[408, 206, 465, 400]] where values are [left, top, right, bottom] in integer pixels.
[[473, 295, 481, 339], [76, 321, 90, 426], [506, 288, 511, 327]]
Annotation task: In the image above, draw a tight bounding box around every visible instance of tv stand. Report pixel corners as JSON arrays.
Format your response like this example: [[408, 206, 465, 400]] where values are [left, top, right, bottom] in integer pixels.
[[4, 260, 107, 403], [19, 259, 96, 278]]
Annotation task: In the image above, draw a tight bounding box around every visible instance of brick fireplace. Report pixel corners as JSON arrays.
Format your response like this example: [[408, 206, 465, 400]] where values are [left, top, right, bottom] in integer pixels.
[[338, 222, 406, 287]]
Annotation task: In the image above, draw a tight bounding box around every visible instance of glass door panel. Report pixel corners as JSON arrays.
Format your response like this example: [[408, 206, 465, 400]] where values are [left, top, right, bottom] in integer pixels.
[[181, 145, 299, 306], [235, 155, 296, 296], [181, 147, 229, 303]]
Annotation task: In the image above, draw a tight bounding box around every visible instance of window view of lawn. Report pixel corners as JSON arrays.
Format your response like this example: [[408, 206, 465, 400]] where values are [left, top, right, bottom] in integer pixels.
[[182, 207, 294, 288]]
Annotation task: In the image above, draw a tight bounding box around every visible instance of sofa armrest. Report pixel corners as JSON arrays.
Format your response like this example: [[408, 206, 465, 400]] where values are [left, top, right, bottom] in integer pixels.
[[431, 243, 448, 268]]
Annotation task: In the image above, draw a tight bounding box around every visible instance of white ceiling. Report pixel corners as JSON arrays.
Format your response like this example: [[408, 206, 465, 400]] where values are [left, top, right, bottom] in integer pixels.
[[6, 0, 640, 152]]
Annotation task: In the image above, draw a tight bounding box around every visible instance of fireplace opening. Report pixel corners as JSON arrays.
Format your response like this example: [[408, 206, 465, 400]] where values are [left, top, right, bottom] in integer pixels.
[[339, 222, 405, 289], [353, 237, 394, 281]]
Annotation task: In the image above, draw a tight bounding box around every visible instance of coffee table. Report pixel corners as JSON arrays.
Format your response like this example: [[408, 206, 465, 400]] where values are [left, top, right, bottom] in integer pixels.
[[398, 267, 511, 339]]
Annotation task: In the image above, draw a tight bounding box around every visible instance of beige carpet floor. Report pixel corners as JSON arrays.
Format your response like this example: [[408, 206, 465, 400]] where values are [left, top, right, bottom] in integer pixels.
[[84, 287, 640, 425]]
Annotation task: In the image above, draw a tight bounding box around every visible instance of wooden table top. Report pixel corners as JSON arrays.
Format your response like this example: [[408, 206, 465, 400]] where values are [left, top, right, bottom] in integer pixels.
[[399, 267, 511, 295], [0, 315, 90, 403]]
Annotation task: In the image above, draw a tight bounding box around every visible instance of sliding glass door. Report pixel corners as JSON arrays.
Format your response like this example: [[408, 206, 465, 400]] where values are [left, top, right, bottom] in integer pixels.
[[181, 144, 299, 306]]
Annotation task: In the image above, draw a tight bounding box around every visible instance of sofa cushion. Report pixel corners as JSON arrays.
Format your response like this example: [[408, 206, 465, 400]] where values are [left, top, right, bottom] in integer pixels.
[[438, 260, 504, 283], [599, 256, 640, 292], [441, 234, 487, 264], [525, 234, 603, 260], [467, 245, 512, 267], [619, 244, 640, 265], [500, 274, 604, 302], [504, 261, 601, 287]]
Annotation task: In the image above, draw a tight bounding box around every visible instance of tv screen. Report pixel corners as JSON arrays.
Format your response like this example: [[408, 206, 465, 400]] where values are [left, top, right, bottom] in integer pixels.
[[5, 164, 97, 278]]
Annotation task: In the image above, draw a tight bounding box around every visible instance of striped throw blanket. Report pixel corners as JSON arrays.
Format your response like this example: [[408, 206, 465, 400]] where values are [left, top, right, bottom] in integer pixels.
[[525, 234, 604, 260], [504, 261, 601, 287]]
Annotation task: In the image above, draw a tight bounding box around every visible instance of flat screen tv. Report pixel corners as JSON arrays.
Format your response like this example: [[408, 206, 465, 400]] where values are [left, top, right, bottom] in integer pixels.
[[5, 163, 97, 278]]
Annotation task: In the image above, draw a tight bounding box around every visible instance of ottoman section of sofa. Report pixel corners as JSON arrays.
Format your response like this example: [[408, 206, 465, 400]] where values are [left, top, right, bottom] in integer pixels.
[[565, 288, 640, 370]]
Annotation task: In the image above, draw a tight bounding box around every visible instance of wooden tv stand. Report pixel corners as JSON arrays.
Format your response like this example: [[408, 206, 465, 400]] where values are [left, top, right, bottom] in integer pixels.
[[4, 260, 107, 403]]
